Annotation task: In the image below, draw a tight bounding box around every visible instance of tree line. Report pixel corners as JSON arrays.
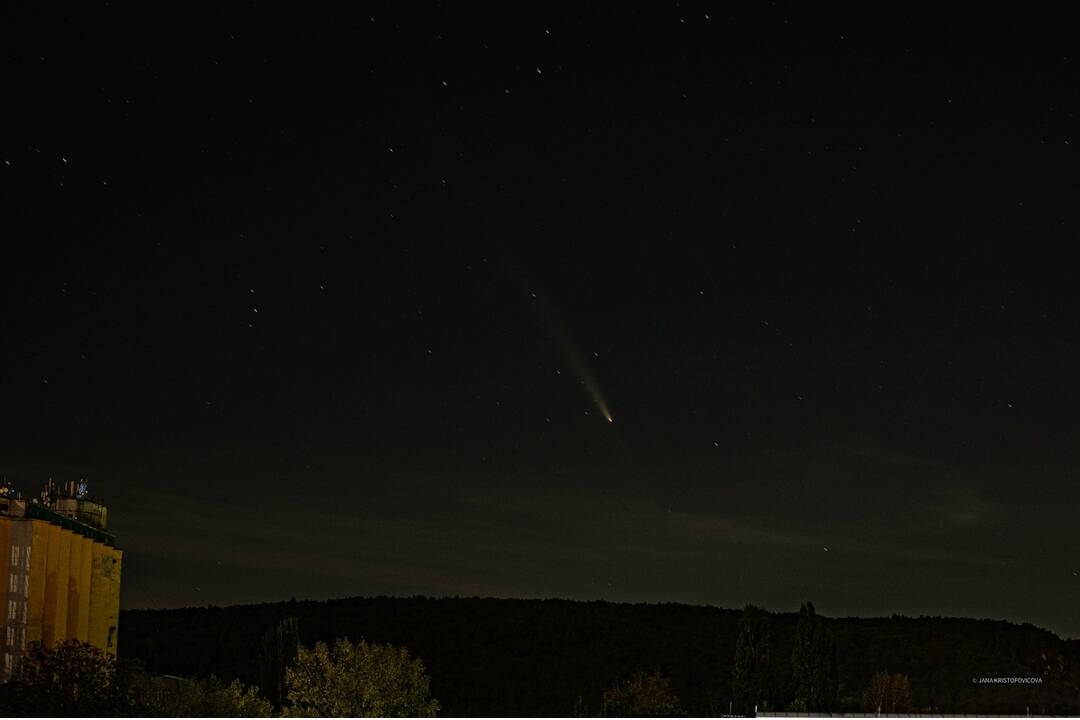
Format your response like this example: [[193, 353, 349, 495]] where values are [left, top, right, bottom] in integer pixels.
[[5, 602, 1066, 716], [0, 631, 438, 717], [0, 625, 677, 717], [112, 595, 1079, 715]]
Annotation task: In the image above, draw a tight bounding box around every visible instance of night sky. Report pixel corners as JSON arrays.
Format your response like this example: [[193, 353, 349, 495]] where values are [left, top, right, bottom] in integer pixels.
[[3, 6, 1078, 638]]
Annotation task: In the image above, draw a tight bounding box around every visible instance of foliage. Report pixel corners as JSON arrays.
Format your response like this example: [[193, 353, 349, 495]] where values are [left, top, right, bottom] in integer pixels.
[[0, 640, 144, 716], [732, 604, 774, 713], [790, 601, 838, 712], [863, 670, 913, 714], [284, 636, 439, 717], [601, 670, 680, 717], [136, 673, 273, 716], [118, 596, 1080, 716], [258, 615, 300, 708], [0, 639, 273, 717]]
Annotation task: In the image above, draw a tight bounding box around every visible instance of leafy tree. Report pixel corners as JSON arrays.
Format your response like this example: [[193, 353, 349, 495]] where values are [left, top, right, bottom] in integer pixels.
[[258, 615, 300, 707], [136, 673, 273, 717], [863, 670, 913, 714], [284, 637, 439, 717], [790, 602, 838, 712], [601, 670, 680, 717], [0, 640, 144, 716], [732, 604, 774, 713]]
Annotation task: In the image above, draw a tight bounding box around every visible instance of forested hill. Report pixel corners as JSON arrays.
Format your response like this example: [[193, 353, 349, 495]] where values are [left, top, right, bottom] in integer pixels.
[[119, 597, 1080, 716]]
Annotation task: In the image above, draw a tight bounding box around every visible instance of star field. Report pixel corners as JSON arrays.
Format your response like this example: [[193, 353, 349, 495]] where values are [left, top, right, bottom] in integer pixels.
[[1, 5, 1078, 638]]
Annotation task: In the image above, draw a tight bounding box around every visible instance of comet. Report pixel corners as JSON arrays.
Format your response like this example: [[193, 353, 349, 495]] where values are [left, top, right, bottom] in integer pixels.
[[525, 283, 614, 424], [428, 135, 615, 423]]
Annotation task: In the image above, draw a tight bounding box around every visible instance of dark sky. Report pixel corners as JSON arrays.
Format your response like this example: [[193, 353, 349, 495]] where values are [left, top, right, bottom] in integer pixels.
[[3, 5, 1078, 638]]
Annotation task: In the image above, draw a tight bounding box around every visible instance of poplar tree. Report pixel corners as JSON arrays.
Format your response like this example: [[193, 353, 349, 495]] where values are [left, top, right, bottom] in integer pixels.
[[258, 615, 300, 708], [732, 604, 773, 713], [789, 602, 838, 712]]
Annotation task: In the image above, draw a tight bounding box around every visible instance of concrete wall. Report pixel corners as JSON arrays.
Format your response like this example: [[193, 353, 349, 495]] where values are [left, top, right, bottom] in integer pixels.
[[103, 547, 121, 653], [42, 524, 71, 646], [65, 535, 92, 642], [25, 521, 49, 646], [1, 518, 9, 646], [77, 537, 92, 640], [1, 519, 33, 677], [1, 517, 121, 677], [87, 542, 122, 655]]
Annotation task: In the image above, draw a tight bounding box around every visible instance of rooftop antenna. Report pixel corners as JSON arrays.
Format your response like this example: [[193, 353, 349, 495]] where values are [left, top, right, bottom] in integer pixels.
[[41, 477, 56, 504]]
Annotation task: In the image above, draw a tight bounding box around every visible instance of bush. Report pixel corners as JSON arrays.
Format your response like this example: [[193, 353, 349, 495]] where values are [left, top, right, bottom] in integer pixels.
[[136, 674, 272, 716], [285, 637, 439, 717], [601, 670, 680, 717]]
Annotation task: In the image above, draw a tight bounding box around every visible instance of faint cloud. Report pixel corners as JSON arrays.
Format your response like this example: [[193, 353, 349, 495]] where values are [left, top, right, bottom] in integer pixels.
[[919, 486, 1000, 529]]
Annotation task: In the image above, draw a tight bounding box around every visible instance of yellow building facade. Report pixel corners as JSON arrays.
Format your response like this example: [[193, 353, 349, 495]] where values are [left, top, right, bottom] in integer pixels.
[[1, 482, 121, 678]]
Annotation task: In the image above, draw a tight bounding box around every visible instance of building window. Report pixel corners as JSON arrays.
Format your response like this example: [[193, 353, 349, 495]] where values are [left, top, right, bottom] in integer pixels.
[[24, 547, 30, 569], [7, 601, 14, 621], [9, 546, 17, 566], [23, 576, 29, 597], [5, 627, 12, 645], [7, 574, 15, 594]]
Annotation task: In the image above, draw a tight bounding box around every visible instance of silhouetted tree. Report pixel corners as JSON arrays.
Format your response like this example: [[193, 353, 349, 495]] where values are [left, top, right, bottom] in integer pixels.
[[601, 670, 680, 717], [790, 602, 838, 712], [0, 640, 144, 716], [258, 615, 300, 707], [863, 670, 913, 714], [284, 637, 438, 717], [732, 604, 774, 713]]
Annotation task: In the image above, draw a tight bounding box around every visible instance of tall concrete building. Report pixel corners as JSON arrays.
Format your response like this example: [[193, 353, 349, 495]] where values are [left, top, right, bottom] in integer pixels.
[[0, 478, 122, 678]]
